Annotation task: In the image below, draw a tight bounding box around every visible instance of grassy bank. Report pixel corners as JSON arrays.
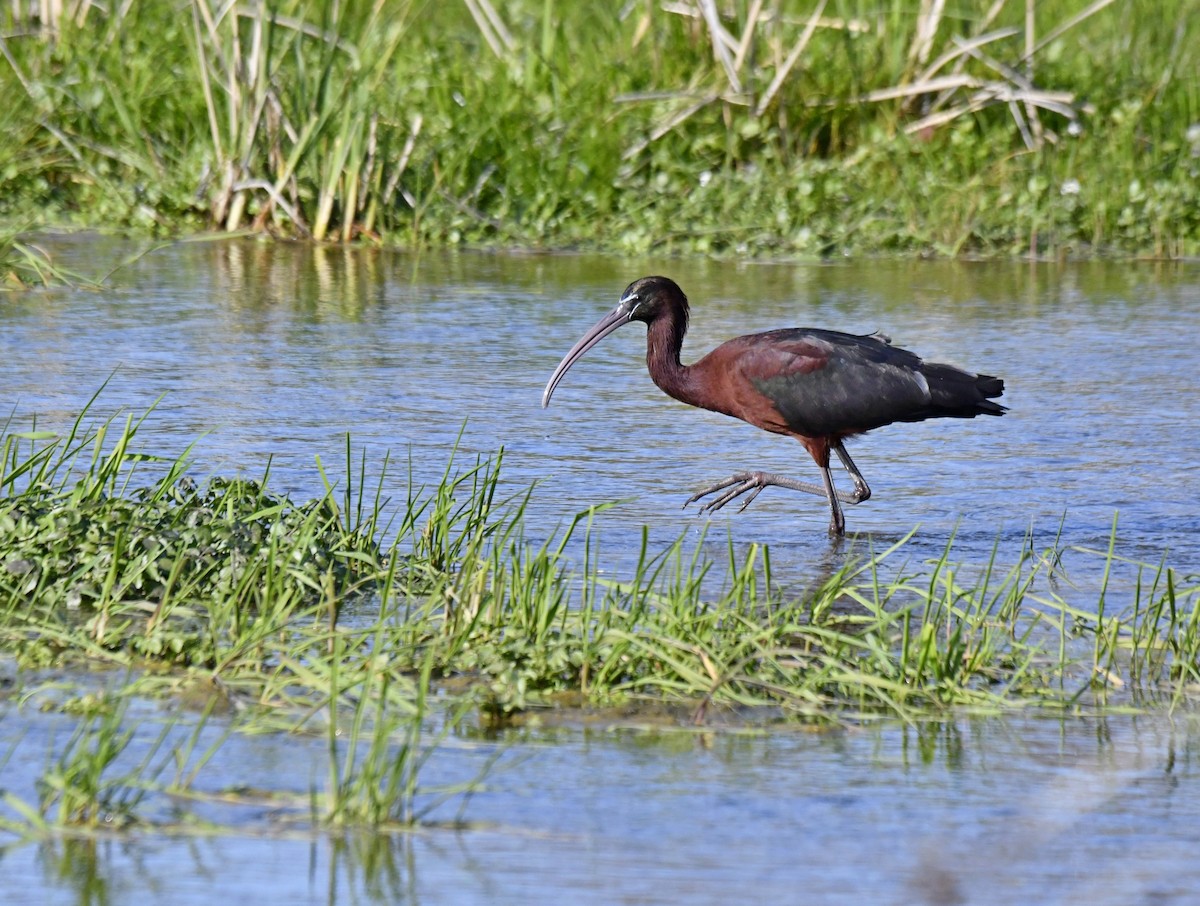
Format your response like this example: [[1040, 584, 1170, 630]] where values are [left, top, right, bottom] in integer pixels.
[[0, 1, 1197, 258], [2, 402, 1199, 836], [7, 401, 1199, 723]]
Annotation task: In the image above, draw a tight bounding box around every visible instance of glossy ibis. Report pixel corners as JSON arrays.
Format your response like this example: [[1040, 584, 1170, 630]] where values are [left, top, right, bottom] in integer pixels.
[[541, 276, 1006, 536]]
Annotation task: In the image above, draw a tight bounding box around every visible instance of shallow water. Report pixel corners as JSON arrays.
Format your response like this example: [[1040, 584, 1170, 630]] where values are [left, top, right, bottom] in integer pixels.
[[6, 238, 1199, 581], [2, 703, 1198, 905], [3, 237, 1200, 903]]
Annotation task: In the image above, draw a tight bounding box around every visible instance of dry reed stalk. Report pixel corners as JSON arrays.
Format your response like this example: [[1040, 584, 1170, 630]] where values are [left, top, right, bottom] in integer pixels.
[[845, 74, 988, 106], [381, 114, 423, 210], [38, 0, 60, 32], [903, 82, 1075, 137], [463, 0, 515, 59], [955, 38, 1079, 140], [913, 26, 1020, 87], [1022, 0, 1043, 147], [230, 179, 308, 236], [903, 0, 1009, 116], [731, 0, 765, 74], [621, 93, 721, 160], [623, 2, 865, 156], [886, 0, 1103, 145], [697, 0, 742, 93], [755, 0, 827, 116], [908, 0, 945, 69], [1023, 0, 1118, 60]]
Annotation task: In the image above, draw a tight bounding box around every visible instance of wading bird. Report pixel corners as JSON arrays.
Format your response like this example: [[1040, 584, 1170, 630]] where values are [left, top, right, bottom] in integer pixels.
[[541, 276, 1006, 536]]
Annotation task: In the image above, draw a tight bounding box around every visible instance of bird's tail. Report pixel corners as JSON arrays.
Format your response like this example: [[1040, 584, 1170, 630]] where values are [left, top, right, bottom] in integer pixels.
[[919, 364, 1007, 419]]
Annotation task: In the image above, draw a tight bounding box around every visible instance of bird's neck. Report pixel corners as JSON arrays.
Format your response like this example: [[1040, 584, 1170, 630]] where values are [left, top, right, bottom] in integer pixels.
[[645, 315, 700, 406]]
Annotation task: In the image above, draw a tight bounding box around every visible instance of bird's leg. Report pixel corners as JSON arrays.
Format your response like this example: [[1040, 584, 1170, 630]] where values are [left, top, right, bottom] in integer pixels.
[[685, 470, 862, 513], [686, 471, 832, 514], [686, 465, 852, 535], [831, 440, 871, 503], [685, 441, 871, 535], [820, 461, 845, 536]]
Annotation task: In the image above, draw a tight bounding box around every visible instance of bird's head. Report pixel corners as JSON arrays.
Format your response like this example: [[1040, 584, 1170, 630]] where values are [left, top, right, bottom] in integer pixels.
[[541, 276, 688, 408], [617, 275, 688, 323]]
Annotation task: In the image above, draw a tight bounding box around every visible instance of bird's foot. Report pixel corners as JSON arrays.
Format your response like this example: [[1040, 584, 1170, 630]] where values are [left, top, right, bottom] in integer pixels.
[[684, 472, 771, 515]]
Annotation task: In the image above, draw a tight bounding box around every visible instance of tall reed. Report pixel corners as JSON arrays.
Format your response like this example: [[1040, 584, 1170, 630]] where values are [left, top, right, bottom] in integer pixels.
[[187, 0, 415, 238]]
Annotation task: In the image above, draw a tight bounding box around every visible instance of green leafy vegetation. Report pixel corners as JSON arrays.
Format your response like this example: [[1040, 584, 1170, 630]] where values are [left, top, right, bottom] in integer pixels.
[[0, 1, 1196, 256], [1, 400, 1199, 838]]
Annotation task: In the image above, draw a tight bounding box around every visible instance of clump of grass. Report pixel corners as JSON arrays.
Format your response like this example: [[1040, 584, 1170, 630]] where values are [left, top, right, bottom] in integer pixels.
[[0, 689, 226, 836], [187, 0, 417, 239], [0, 230, 169, 289], [7, 398, 1200, 720], [5, 398, 1200, 723], [374, 476, 1198, 720], [400, 523, 1049, 721], [318, 650, 495, 829], [1, 399, 384, 668], [0, 399, 491, 839]]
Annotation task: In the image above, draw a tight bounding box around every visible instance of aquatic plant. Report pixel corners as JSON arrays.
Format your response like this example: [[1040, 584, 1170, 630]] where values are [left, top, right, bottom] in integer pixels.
[[1, 400, 1199, 841], [0, 401, 385, 668], [4, 401, 1200, 719], [186, 0, 415, 239], [0, 690, 226, 835]]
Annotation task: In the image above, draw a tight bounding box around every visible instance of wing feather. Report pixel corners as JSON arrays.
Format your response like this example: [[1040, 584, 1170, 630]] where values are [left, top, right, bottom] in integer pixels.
[[690, 327, 1003, 439], [730, 329, 934, 437]]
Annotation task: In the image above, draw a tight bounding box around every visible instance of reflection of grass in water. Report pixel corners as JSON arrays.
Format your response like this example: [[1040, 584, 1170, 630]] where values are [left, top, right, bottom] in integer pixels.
[[1, 397, 1198, 837], [0, 692, 228, 835], [1, 231, 165, 290], [0, 236, 91, 291]]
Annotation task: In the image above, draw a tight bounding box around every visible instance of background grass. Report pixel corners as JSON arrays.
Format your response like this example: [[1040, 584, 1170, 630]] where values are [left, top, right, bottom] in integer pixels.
[[0, 0, 1196, 258]]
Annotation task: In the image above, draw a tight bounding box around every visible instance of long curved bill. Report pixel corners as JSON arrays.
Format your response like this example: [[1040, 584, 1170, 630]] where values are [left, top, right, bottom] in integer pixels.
[[541, 302, 634, 408]]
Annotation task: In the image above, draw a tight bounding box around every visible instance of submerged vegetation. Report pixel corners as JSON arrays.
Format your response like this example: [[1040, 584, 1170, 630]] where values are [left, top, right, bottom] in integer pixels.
[[1, 401, 1198, 838], [0, 0, 1197, 257]]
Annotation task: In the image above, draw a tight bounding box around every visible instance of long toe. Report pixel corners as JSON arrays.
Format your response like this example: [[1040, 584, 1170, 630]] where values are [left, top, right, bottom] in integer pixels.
[[685, 472, 754, 506], [689, 473, 769, 514], [735, 484, 766, 513], [697, 483, 749, 513]]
